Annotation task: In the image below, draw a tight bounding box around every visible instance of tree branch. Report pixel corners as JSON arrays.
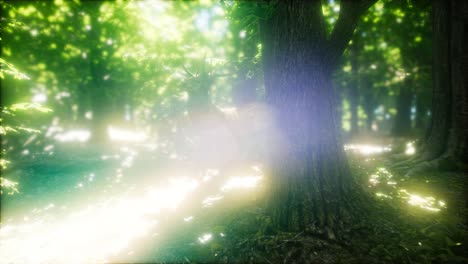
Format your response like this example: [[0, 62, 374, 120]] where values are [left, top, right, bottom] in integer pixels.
[[327, 0, 377, 71]]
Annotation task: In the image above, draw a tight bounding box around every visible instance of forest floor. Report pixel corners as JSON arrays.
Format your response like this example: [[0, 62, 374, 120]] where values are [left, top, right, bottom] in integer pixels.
[[0, 135, 467, 263]]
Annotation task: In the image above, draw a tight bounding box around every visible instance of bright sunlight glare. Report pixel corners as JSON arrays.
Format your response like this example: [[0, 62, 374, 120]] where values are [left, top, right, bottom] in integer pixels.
[[0, 177, 197, 263], [344, 144, 392, 155], [108, 126, 147, 142], [405, 141, 416, 155], [0, 165, 264, 263], [221, 176, 262, 192]]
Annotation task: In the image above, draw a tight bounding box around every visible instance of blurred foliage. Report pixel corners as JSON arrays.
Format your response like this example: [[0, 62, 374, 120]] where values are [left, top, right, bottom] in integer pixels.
[[1, 0, 432, 147], [332, 0, 432, 133], [0, 7, 52, 194]]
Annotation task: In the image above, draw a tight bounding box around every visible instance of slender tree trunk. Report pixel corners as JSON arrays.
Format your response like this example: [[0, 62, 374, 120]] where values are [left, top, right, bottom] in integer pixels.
[[392, 78, 413, 137], [361, 97, 375, 132], [87, 2, 109, 144], [349, 42, 360, 135], [364, 106, 374, 131], [260, 0, 375, 236], [415, 94, 427, 131]]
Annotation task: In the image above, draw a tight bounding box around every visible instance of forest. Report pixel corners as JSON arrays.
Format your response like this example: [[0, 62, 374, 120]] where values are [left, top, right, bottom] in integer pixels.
[[0, 0, 467, 263]]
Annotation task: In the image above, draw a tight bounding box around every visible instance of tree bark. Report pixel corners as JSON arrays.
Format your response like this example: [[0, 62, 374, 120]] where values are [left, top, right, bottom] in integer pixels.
[[445, 0, 468, 165], [260, 0, 375, 236]]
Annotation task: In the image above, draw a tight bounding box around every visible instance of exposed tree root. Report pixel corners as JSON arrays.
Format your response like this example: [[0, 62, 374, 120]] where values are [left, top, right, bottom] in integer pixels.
[[405, 154, 461, 177], [385, 141, 451, 175]]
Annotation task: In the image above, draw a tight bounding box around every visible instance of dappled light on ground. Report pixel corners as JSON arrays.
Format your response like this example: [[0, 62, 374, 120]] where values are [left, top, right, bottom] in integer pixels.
[[0, 196, 158, 263], [0, 173, 204, 263], [366, 166, 446, 213], [344, 141, 446, 213], [398, 190, 446, 212]]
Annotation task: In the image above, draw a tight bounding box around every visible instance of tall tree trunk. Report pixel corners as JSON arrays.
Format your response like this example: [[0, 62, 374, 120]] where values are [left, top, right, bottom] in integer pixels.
[[87, 3, 109, 144], [260, 0, 375, 236], [349, 42, 360, 135], [421, 0, 452, 160], [407, 0, 467, 174], [445, 0, 468, 165], [363, 103, 374, 132], [415, 94, 428, 131], [359, 78, 376, 132], [392, 78, 413, 137]]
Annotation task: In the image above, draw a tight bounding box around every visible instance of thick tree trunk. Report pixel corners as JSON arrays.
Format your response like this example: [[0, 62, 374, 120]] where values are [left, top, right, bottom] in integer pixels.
[[260, 1, 373, 236], [425, 0, 468, 162], [445, 0, 468, 165], [421, 0, 452, 160], [392, 78, 413, 137], [405, 0, 467, 173]]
